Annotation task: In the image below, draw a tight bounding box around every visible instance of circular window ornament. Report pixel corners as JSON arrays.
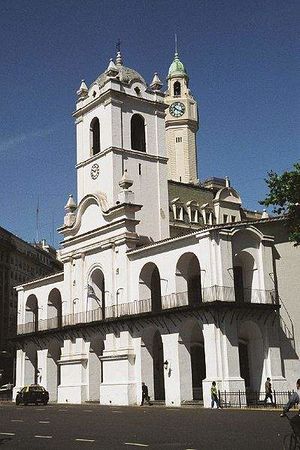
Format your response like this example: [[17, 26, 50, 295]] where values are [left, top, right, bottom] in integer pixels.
[[90, 163, 99, 180]]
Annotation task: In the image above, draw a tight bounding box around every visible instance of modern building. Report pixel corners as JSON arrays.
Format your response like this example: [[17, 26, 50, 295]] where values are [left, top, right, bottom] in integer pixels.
[[0, 230, 62, 385], [13, 49, 299, 407]]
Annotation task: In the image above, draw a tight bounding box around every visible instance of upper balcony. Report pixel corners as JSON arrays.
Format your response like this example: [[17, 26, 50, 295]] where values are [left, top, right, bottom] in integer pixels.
[[17, 285, 277, 336]]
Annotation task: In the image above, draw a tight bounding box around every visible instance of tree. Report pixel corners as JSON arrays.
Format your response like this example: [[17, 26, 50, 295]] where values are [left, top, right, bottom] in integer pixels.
[[260, 163, 300, 246]]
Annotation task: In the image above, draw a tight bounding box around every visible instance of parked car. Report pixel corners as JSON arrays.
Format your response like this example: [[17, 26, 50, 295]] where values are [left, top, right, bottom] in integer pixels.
[[16, 385, 49, 406], [0, 383, 13, 400]]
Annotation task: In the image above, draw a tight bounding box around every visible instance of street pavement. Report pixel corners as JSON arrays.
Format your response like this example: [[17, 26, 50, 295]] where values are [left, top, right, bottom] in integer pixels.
[[0, 402, 294, 449]]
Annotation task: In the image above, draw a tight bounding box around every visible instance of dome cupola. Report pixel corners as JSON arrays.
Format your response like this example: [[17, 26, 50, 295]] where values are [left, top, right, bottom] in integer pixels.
[[92, 50, 147, 89], [168, 52, 188, 80]]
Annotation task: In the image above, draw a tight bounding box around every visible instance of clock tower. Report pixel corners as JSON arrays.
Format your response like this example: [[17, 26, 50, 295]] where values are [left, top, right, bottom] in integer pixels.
[[165, 51, 199, 184]]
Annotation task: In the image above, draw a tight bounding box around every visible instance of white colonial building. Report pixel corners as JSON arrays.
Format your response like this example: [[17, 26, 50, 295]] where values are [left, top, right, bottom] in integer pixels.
[[14, 49, 300, 407]]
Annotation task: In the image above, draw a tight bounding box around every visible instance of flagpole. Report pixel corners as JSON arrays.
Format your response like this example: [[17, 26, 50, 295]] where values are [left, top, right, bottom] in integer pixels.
[[36, 197, 40, 243]]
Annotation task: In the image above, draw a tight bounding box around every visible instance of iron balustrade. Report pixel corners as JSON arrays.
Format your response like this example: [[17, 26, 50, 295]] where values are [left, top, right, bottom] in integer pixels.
[[219, 390, 296, 409], [17, 285, 277, 335]]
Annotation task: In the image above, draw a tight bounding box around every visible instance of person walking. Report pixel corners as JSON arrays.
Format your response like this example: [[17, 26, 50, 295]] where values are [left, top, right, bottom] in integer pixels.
[[211, 381, 221, 409], [264, 377, 274, 405], [141, 382, 152, 406], [280, 379, 300, 416]]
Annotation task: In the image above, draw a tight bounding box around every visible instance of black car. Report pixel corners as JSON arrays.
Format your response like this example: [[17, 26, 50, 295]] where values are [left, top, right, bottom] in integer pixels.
[[16, 385, 49, 406]]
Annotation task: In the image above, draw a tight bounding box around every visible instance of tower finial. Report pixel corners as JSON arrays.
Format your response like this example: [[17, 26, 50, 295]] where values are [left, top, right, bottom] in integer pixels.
[[175, 33, 178, 56], [115, 39, 123, 66]]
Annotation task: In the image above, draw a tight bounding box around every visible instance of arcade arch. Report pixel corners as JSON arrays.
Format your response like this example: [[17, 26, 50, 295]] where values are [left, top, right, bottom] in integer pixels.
[[232, 229, 262, 303], [141, 328, 165, 402], [179, 320, 206, 401], [175, 252, 202, 305], [139, 263, 162, 313], [25, 294, 38, 332], [238, 321, 265, 391], [88, 268, 105, 319], [47, 288, 62, 328]]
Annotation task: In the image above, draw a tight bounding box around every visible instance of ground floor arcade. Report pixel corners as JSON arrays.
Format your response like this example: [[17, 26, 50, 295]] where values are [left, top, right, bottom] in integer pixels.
[[14, 305, 287, 408]]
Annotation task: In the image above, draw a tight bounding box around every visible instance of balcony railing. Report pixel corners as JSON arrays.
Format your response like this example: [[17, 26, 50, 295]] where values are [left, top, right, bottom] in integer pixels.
[[17, 286, 277, 335]]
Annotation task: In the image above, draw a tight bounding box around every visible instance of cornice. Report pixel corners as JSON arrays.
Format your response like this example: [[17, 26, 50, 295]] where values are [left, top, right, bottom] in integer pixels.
[[75, 146, 168, 169]]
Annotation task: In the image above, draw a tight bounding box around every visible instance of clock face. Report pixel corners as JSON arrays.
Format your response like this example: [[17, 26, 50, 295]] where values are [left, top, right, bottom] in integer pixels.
[[169, 102, 185, 117], [90, 163, 99, 180]]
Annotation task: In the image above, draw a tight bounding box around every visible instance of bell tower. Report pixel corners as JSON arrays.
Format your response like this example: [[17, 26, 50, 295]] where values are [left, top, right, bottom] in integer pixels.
[[165, 49, 199, 184], [72, 51, 170, 242]]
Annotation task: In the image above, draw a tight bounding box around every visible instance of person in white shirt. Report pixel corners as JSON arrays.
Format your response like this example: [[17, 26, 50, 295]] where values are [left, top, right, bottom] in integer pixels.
[[281, 379, 300, 416]]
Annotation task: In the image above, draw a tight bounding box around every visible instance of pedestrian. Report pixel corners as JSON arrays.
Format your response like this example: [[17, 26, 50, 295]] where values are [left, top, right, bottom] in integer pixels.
[[141, 382, 152, 406], [264, 377, 274, 405], [211, 381, 220, 409], [280, 379, 300, 416]]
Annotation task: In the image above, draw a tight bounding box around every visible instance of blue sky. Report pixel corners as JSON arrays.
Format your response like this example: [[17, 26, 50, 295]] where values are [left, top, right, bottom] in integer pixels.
[[0, 0, 298, 248]]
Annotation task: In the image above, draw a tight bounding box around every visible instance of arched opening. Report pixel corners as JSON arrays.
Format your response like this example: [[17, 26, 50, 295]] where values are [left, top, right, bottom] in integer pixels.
[[238, 340, 250, 389], [90, 117, 100, 155], [141, 328, 165, 402], [47, 288, 62, 329], [176, 253, 202, 305], [131, 114, 146, 152], [24, 344, 38, 385], [232, 229, 262, 303], [139, 263, 162, 313], [153, 331, 165, 400], [88, 338, 104, 401], [25, 295, 38, 333], [174, 81, 181, 96], [238, 321, 265, 392], [179, 320, 206, 402], [233, 252, 255, 303], [88, 269, 105, 319], [47, 341, 62, 402]]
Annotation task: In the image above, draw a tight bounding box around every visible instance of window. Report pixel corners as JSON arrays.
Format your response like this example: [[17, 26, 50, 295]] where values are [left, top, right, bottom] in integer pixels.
[[171, 198, 184, 221], [205, 212, 211, 225], [231, 216, 236, 222], [138, 163, 142, 175], [175, 137, 182, 143], [223, 214, 228, 223], [131, 114, 146, 152], [174, 81, 181, 96], [175, 206, 184, 220], [90, 118, 100, 155], [191, 209, 199, 223]]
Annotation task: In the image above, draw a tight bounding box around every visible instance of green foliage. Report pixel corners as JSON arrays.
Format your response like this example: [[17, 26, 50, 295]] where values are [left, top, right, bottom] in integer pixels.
[[260, 163, 300, 246]]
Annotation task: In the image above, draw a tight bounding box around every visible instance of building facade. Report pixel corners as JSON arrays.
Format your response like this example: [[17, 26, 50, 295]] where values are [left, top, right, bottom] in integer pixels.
[[13, 50, 299, 407], [0, 231, 62, 385]]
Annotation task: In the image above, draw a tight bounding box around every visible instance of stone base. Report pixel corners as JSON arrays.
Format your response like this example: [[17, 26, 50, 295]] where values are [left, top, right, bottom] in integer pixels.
[[58, 384, 87, 404], [202, 377, 246, 408], [100, 382, 136, 405]]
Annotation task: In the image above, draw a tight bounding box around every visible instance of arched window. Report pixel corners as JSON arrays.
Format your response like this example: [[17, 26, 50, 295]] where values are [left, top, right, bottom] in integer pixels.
[[90, 118, 100, 155], [174, 81, 181, 96], [131, 114, 146, 152]]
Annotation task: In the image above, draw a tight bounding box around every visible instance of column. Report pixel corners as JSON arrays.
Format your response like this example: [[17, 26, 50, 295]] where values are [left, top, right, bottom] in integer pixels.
[[161, 333, 181, 407]]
